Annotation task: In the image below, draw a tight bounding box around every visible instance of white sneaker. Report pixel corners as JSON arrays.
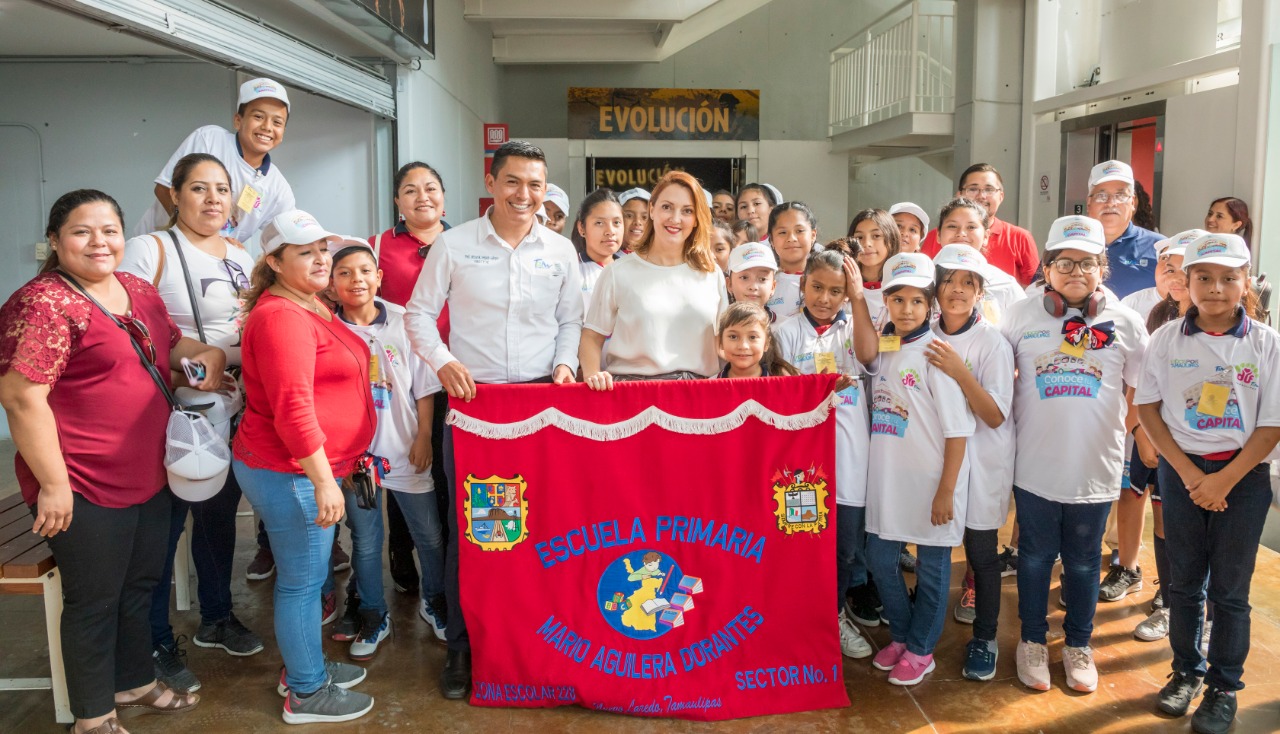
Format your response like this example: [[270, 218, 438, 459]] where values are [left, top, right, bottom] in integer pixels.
[[1134, 608, 1170, 642], [1016, 640, 1051, 691], [838, 613, 872, 659], [1062, 645, 1098, 692]]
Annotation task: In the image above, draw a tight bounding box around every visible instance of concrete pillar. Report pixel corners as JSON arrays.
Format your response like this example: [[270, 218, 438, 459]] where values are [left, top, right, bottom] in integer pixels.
[[952, 0, 1026, 222]]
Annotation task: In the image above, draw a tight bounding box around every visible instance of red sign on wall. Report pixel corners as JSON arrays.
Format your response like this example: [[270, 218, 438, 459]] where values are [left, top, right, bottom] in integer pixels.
[[484, 123, 509, 151]]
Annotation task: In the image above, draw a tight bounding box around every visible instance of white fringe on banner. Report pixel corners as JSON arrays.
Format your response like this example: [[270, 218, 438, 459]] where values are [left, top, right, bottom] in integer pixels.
[[447, 392, 840, 441]]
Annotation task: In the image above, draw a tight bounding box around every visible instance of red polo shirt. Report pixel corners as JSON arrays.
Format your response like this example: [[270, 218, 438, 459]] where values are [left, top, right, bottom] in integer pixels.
[[921, 216, 1039, 286], [369, 221, 450, 345]]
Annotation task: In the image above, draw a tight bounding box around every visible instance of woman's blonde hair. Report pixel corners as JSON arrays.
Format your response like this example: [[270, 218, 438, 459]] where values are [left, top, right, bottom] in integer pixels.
[[634, 170, 717, 273]]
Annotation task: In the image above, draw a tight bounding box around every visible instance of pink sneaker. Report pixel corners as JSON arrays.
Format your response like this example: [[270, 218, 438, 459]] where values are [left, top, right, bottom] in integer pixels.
[[888, 651, 936, 686], [872, 641, 907, 671]]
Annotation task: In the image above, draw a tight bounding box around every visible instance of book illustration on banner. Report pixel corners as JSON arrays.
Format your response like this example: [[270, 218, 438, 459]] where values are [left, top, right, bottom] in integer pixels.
[[464, 474, 530, 551], [771, 466, 830, 535], [596, 550, 705, 641]]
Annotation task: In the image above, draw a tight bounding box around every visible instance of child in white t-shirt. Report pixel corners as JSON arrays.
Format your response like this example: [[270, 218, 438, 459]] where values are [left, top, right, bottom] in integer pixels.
[[773, 246, 879, 660], [765, 202, 820, 324], [329, 242, 447, 656], [726, 241, 779, 313], [570, 188, 624, 312], [1135, 233, 1280, 726], [865, 252, 975, 688], [850, 209, 902, 329], [924, 245, 1015, 682], [133, 78, 297, 255], [1000, 216, 1147, 695], [713, 302, 799, 379]]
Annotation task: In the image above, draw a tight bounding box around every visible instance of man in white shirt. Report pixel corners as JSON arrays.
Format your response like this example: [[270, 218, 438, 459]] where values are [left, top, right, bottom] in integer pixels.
[[405, 140, 583, 700]]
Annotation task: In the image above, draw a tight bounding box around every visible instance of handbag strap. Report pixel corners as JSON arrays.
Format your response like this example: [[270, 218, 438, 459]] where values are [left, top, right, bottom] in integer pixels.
[[59, 271, 180, 411], [166, 229, 207, 344]]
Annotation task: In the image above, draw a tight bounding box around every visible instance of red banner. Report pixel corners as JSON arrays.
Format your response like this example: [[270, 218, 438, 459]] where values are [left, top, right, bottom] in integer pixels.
[[450, 375, 848, 720]]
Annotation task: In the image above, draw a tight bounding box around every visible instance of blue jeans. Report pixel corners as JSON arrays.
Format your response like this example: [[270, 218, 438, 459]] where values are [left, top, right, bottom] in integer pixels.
[[1159, 455, 1273, 691], [1014, 487, 1110, 647], [836, 504, 868, 611], [866, 534, 951, 656], [234, 459, 333, 695], [343, 486, 387, 615], [392, 489, 446, 600]]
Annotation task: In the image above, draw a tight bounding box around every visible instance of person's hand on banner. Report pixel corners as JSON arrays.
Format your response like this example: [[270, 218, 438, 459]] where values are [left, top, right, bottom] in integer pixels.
[[584, 371, 615, 391], [553, 364, 576, 384], [438, 360, 477, 402], [834, 374, 856, 392]]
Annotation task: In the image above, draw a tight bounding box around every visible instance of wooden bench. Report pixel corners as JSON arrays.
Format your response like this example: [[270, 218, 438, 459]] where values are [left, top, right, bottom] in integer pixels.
[[0, 492, 72, 723]]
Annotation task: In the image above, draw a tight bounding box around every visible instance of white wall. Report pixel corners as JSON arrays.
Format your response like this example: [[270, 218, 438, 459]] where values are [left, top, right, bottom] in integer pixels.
[[1162, 85, 1240, 234], [758, 141, 849, 238], [848, 154, 955, 231]]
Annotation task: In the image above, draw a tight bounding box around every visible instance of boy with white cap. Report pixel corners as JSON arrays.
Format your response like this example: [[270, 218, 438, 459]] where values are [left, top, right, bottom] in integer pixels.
[[889, 202, 930, 253], [726, 241, 780, 311], [618, 187, 651, 252], [539, 183, 570, 235], [1086, 160, 1163, 299], [1136, 232, 1280, 733], [134, 78, 296, 253]]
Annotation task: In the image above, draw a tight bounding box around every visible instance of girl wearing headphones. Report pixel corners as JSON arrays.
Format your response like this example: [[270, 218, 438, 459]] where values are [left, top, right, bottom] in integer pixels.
[[999, 216, 1149, 695]]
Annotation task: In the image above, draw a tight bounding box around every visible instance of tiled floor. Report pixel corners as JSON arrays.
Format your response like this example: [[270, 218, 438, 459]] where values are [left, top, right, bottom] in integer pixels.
[[3, 490, 1279, 732]]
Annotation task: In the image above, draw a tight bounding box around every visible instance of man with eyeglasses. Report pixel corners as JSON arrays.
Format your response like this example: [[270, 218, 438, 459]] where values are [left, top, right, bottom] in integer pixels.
[[922, 163, 1040, 286], [1086, 160, 1162, 299]]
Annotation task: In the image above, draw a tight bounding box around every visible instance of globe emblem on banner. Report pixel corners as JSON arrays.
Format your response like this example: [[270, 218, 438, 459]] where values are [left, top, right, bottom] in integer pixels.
[[597, 550, 703, 640]]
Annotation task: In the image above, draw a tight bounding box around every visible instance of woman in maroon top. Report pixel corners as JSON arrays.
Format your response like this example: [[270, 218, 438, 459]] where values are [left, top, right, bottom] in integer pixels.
[[367, 161, 451, 596], [0, 190, 225, 734], [231, 209, 376, 724]]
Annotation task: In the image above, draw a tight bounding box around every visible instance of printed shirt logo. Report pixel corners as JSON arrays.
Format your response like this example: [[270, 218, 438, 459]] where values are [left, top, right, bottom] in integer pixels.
[[597, 550, 702, 640], [463, 252, 501, 265], [871, 383, 910, 437], [899, 368, 923, 390], [1171, 359, 1200, 369], [1182, 374, 1244, 432], [771, 466, 830, 535], [1033, 351, 1103, 400], [464, 475, 529, 551], [1236, 363, 1258, 388], [836, 382, 860, 408], [532, 257, 566, 276], [1023, 329, 1051, 340]]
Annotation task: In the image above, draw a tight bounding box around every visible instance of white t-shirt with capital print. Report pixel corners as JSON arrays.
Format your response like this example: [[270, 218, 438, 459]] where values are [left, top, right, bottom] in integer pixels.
[[119, 228, 255, 366]]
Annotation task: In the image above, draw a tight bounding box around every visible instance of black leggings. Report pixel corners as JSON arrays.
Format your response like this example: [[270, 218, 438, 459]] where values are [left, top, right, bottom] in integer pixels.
[[39, 490, 171, 719], [964, 527, 1001, 642]]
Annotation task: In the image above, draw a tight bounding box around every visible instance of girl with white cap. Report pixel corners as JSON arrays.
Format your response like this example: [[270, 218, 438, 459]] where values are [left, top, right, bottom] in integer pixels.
[[736, 183, 782, 238], [889, 202, 929, 253], [924, 244, 1015, 681], [999, 215, 1148, 695], [1135, 232, 1278, 733], [865, 252, 975, 687], [618, 188, 651, 252]]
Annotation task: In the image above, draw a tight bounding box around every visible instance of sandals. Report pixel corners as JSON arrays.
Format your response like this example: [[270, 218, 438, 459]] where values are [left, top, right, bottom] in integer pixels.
[[115, 679, 200, 716], [72, 717, 126, 734]]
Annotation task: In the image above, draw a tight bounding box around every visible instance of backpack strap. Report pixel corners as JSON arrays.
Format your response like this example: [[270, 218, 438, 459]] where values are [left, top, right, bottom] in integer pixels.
[[150, 234, 167, 287]]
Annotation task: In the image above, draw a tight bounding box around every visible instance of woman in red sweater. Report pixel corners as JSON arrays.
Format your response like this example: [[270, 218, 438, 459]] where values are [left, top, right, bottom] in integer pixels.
[[231, 210, 376, 725]]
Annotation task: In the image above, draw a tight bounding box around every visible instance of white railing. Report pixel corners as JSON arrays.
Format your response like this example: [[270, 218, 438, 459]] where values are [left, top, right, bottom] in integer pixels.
[[829, 0, 956, 135]]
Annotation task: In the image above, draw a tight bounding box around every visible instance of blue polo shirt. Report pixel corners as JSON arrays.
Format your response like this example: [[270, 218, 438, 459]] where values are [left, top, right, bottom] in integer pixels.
[[1104, 222, 1162, 299]]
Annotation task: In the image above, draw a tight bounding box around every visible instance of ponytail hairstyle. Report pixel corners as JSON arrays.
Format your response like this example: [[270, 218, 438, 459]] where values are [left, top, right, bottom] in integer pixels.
[[636, 170, 716, 273], [41, 189, 125, 275], [732, 219, 759, 244], [717, 301, 800, 376], [570, 187, 622, 259], [166, 153, 231, 230], [1209, 196, 1252, 246], [1146, 295, 1186, 334], [821, 236, 862, 259]]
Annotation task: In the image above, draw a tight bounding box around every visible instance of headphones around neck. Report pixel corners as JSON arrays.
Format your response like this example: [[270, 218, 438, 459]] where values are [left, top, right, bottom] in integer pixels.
[[1042, 286, 1106, 319]]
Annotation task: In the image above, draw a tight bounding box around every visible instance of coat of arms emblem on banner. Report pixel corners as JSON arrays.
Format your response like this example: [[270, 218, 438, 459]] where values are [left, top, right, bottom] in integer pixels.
[[464, 474, 529, 551], [771, 466, 830, 535]]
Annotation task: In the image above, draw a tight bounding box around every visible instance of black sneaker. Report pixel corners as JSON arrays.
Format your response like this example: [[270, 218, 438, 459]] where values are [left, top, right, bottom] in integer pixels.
[[1099, 565, 1143, 602], [1151, 585, 1165, 613], [899, 548, 917, 574], [440, 647, 472, 700], [246, 546, 275, 581], [389, 547, 419, 595], [843, 585, 880, 627], [193, 614, 265, 656], [331, 540, 351, 574], [1157, 671, 1204, 717], [997, 545, 1018, 577], [154, 636, 201, 693], [331, 593, 362, 642], [1190, 686, 1237, 734]]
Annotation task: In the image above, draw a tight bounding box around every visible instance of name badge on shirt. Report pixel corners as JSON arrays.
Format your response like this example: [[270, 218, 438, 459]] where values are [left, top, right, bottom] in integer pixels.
[[236, 184, 260, 214], [1198, 382, 1231, 418], [878, 335, 901, 352], [1059, 339, 1086, 359], [814, 352, 837, 374]]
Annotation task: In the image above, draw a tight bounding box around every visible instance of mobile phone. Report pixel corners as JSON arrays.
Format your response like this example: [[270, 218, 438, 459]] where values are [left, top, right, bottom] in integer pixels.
[[181, 358, 207, 386]]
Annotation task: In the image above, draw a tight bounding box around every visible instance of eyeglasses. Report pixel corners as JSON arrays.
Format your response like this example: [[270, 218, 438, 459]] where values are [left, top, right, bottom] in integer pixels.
[[1050, 258, 1101, 275], [222, 259, 251, 292], [1088, 192, 1133, 205], [961, 186, 1002, 197], [118, 313, 156, 364]]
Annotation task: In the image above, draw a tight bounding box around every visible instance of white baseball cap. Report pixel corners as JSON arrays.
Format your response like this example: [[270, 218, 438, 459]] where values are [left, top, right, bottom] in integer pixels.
[[260, 210, 337, 253], [1182, 233, 1251, 271], [883, 252, 935, 291], [889, 202, 930, 233], [619, 188, 651, 206], [1045, 215, 1106, 255], [164, 408, 232, 502], [238, 78, 290, 111], [728, 242, 778, 273], [933, 244, 987, 274], [328, 236, 376, 261], [543, 183, 569, 215], [761, 183, 784, 206], [1088, 160, 1134, 189], [1157, 228, 1209, 258]]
